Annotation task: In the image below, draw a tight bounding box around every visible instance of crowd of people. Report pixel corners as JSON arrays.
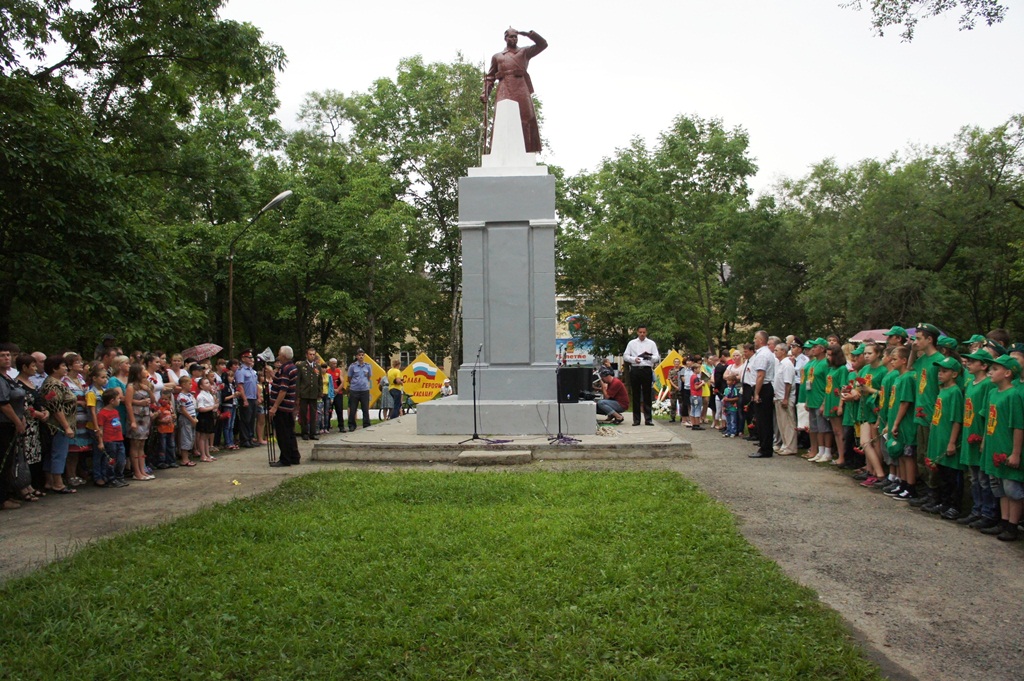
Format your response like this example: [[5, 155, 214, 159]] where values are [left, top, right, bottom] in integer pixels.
[[650, 325, 1024, 542], [0, 338, 381, 512]]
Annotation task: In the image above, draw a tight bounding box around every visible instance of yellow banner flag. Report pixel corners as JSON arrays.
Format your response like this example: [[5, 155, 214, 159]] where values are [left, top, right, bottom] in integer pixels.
[[654, 349, 685, 393], [401, 353, 449, 404]]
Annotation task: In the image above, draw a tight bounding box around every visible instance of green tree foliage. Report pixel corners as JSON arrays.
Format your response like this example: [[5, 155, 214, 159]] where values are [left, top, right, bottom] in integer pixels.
[[843, 0, 1008, 40], [0, 0, 284, 351], [559, 116, 757, 356], [740, 115, 1024, 340]]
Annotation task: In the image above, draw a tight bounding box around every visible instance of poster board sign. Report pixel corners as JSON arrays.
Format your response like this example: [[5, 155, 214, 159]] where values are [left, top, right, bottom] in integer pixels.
[[401, 353, 449, 404], [654, 349, 685, 393], [556, 337, 595, 365]]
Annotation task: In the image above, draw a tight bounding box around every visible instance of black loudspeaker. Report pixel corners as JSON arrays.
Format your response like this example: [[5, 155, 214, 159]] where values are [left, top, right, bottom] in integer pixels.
[[557, 367, 594, 403]]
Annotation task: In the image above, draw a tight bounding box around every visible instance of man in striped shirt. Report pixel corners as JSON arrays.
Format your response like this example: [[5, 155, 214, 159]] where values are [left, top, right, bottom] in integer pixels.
[[269, 345, 300, 467]]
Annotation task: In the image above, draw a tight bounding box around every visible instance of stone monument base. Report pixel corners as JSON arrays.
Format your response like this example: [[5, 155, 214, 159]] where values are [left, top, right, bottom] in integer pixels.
[[416, 397, 597, 436]]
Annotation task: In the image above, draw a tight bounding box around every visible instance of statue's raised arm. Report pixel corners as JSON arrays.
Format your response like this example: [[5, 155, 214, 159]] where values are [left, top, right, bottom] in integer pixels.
[[481, 28, 547, 153]]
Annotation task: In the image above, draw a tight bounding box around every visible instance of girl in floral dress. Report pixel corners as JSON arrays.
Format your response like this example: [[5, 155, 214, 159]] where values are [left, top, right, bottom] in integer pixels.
[[125, 363, 154, 481], [62, 353, 91, 487]]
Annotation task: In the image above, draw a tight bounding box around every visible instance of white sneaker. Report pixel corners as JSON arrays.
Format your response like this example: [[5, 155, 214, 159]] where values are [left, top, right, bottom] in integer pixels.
[[817, 452, 833, 463]]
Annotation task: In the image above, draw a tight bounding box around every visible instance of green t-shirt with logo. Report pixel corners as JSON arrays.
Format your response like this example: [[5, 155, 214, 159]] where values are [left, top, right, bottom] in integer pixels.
[[858, 364, 889, 424], [913, 351, 943, 427], [980, 386, 1024, 483], [805, 358, 828, 410], [877, 369, 899, 429], [823, 365, 845, 418], [928, 384, 964, 470], [960, 376, 996, 468], [843, 368, 860, 428], [887, 371, 917, 449]]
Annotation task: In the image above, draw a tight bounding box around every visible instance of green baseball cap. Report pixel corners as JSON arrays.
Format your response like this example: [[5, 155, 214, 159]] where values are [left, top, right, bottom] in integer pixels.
[[936, 356, 961, 372], [915, 323, 941, 337], [966, 334, 986, 344], [802, 340, 814, 349], [990, 354, 1021, 376], [885, 437, 903, 457], [937, 336, 958, 349], [963, 351, 994, 363], [813, 337, 828, 347], [1008, 343, 1024, 355], [884, 326, 908, 338], [850, 344, 865, 356], [986, 340, 1008, 356]]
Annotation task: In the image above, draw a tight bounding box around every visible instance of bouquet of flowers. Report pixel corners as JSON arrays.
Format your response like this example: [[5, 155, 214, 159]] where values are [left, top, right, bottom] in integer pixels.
[[967, 434, 982, 445], [993, 453, 1009, 468]]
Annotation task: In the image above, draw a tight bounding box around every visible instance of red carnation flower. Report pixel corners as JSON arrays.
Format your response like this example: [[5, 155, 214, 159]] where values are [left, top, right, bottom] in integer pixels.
[[967, 434, 982, 445], [856, 377, 869, 385], [833, 388, 840, 396], [829, 407, 839, 415], [872, 407, 880, 414], [924, 457, 938, 471], [993, 453, 1009, 468], [853, 446, 864, 455], [915, 407, 925, 419]]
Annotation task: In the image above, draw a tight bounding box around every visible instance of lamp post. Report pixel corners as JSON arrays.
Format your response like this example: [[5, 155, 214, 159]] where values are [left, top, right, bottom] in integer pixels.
[[228, 190, 293, 358]]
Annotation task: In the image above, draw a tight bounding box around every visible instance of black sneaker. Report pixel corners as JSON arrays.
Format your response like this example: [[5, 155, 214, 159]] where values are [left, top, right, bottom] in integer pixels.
[[957, 513, 983, 526], [940, 507, 961, 521], [882, 482, 904, 496], [922, 502, 948, 515], [894, 488, 918, 501], [969, 516, 999, 530], [908, 495, 933, 508], [872, 478, 889, 489], [853, 471, 871, 481], [980, 520, 1007, 536]]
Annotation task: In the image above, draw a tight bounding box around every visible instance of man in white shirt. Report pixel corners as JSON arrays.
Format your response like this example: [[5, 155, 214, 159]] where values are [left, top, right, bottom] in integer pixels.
[[623, 325, 660, 426], [748, 330, 776, 458], [772, 343, 798, 455]]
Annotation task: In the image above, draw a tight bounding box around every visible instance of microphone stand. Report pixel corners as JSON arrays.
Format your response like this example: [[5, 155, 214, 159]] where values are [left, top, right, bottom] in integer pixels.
[[459, 343, 507, 445]]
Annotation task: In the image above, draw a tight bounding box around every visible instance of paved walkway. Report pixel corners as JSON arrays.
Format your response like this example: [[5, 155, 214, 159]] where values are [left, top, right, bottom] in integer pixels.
[[2, 419, 1021, 681]]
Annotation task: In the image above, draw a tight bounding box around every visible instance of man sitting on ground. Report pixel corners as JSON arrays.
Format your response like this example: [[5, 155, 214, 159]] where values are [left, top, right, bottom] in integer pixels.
[[596, 370, 629, 424]]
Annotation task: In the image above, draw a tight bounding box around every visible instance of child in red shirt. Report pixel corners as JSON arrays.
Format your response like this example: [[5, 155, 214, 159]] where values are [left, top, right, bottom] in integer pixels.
[[689, 360, 706, 430], [96, 389, 128, 487]]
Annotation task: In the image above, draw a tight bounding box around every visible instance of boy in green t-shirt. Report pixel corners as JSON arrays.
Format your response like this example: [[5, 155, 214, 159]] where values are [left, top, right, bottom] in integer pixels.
[[803, 339, 831, 461], [883, 346, 920, 501], [910, 323, 944, 505], [956, 351, 999, 529], [877, 348, 902, 492], [978, 354, 1024, 541], [922, 357, 965, 518]]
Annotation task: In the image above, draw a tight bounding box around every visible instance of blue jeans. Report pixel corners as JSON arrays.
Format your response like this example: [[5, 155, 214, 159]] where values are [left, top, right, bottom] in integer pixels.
[[106, 441, 126, 481], [159, 432, 176, 465], [45, 431, 70, 475], [91, 434, 113, 483], [221, 404, 235, 447], [389, 389, 403, 419], [320, 396, 332, 430], [596, 399, 627, 416], [725, 410, 740, 435]]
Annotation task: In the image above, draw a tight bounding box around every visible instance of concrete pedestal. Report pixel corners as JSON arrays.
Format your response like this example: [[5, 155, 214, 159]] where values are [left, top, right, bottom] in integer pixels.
[[417, 100, 595, 436]]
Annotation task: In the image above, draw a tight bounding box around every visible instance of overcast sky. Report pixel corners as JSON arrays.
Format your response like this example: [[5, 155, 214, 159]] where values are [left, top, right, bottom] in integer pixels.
[[221, 0, 1023, 195]]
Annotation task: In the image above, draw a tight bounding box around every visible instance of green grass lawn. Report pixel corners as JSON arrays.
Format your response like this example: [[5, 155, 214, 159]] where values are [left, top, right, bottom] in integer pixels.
[[0, 471, 881, 680]]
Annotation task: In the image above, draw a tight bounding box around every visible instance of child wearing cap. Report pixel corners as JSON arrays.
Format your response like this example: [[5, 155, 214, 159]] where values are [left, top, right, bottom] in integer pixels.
[[978, 354, 1024, 541], [804, 340, 831, 461], [858, 342, 889, 479], [956, 351, 999, 529], [884, 346, 920, 500], [922, 357, 965, 519], [910, 323, 943, 506], [877, 348, 902, 491]]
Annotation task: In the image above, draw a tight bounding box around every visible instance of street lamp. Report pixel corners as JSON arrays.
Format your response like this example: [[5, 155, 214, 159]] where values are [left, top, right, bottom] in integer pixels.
[[228, 190, 293, 358]]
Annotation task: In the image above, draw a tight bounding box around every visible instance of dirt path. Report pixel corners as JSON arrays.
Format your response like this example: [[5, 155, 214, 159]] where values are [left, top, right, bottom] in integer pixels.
[[2, 424, 1021, 681]]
